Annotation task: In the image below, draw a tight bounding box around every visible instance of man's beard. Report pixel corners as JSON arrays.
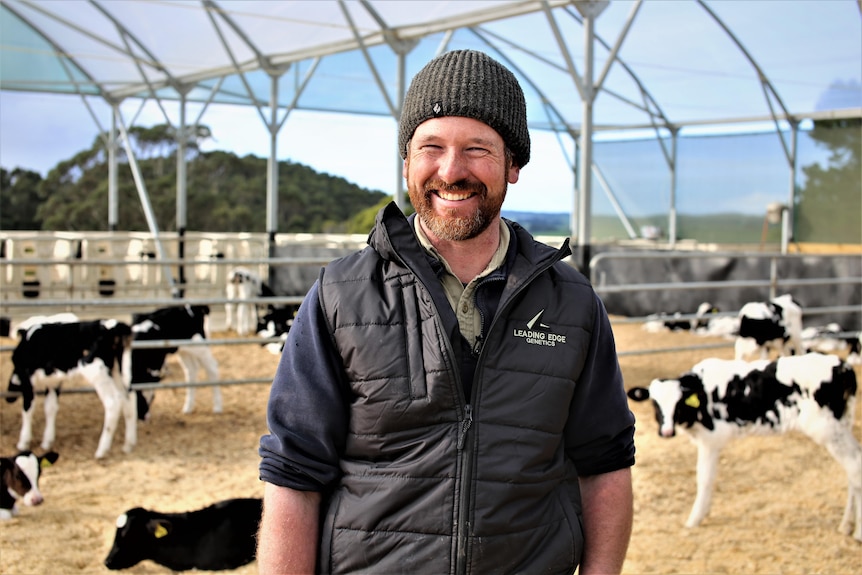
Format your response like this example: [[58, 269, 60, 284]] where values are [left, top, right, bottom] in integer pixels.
[[409, 179, 506, 241]]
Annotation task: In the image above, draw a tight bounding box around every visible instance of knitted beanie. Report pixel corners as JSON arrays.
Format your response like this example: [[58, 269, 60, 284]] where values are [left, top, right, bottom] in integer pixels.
[[398, 49, 530, 167]]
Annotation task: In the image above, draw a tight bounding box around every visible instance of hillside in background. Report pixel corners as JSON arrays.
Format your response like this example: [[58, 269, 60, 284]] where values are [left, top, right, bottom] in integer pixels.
[[0, 124, 387, 234], [2, 118, 858, 244], [502, 210, 777, 244]]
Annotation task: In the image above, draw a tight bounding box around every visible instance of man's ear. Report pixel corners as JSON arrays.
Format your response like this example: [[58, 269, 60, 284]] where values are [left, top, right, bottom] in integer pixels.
[[507, 164, 520, 184]]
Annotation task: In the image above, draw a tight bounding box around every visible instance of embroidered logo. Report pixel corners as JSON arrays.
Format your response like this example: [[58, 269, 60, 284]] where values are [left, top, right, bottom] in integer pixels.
[[526, 310, 550, 329], [514, 309, 567, 347], [432, 101, 442, 116]]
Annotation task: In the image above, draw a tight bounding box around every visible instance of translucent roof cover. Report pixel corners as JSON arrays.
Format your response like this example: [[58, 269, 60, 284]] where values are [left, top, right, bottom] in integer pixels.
[[2, 0, 860, 134]]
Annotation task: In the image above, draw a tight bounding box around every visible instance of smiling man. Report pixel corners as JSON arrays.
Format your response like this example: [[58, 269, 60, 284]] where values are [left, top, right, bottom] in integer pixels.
[[257, 49, 636, 575]]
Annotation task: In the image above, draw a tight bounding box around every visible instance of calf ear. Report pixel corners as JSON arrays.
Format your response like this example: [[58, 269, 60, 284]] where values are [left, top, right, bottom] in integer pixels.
[[147, 519, 172, 539], [627, 387, 649, 402], [40, 452, 59, 468]]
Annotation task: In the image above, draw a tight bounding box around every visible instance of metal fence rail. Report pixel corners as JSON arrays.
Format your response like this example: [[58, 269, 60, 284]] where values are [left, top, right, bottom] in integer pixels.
[[2, 244, 859, 399]]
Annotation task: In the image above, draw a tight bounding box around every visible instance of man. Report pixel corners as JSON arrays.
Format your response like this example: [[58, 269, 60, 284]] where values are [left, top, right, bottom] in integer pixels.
[[258, 49, 636, 575]]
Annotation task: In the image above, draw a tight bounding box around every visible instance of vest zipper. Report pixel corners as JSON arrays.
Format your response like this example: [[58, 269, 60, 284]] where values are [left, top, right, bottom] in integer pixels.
[[456, 403, 473, 575], [390, 226, 568, 575], [471, 334, 483, 357]]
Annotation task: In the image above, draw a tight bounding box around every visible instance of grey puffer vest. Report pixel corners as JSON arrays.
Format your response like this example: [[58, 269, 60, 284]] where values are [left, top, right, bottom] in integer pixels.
[[317, 203, 598, 575]]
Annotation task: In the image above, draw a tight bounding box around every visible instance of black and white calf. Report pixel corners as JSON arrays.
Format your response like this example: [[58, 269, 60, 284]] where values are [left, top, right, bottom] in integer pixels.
[[627, 353, 861, 540], [131, 305, 221, 415], [643, 302, 720, 333], [104, 498, 262, 571], [734, 293, 803, 360], [13, 312, 80, 335], [7, 319, 135, 459], [0, 451, 59, 520], [225, 267, 275, 336], [255, 304, 300, 355], [802, 323, 862, 366]]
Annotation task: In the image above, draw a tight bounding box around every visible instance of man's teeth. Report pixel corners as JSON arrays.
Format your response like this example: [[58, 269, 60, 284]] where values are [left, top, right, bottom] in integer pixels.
[[438, 191, 470, 201]]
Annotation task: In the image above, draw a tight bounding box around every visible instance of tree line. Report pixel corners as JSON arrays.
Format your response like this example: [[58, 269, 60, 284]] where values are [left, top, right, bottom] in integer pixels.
[[0, 124, 389, 234], [1, 118, 859, 243]]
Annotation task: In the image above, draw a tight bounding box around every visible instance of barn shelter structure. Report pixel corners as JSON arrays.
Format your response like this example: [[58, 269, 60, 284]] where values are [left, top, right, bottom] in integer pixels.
[[0, 0, 860, 323]]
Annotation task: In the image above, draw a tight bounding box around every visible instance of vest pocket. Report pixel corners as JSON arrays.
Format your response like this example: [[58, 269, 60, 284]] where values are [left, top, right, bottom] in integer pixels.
[[401, 281, 428, 399]]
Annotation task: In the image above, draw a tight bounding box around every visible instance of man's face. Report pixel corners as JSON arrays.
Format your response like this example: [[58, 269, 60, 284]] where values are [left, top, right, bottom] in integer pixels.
[[404, 116, 520, 242]]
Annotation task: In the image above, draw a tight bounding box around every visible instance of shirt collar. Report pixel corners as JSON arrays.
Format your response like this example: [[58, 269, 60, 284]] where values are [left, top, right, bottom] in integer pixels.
[[414, 218, 510, 282]]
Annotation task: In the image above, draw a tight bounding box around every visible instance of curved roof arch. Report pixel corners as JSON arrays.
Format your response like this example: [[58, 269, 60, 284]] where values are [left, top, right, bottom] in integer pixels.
[[3, 0, 860, 131]]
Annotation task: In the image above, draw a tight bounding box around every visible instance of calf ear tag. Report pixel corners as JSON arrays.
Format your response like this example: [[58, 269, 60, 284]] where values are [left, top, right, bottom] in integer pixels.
[[40, 458, 53, 470], [684, 394, 700, 409], [154, 523, 168, 539]]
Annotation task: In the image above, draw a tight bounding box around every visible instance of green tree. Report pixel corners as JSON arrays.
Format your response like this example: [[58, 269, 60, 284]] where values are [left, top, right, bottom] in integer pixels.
[[346, 196, 414, 234], [795, 118, 862, 243], [22, 136, 386, 232], [0, 167, 45, 229]]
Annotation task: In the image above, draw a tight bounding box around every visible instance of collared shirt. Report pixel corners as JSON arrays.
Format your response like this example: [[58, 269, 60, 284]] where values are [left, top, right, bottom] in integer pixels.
[[414, 219, 510, 347]]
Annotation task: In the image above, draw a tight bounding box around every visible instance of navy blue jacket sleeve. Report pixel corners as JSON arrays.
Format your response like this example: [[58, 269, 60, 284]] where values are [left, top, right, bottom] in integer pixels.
[[259, 281, 348, 491], [564, 292, 636, 476]]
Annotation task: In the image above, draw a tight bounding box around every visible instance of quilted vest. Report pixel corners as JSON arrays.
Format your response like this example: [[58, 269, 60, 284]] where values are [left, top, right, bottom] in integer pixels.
[[317, 203, 598, 575]]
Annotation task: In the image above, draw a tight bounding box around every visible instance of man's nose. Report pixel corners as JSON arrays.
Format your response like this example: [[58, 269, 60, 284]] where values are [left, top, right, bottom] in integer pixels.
[[436, 149, 470, 184]]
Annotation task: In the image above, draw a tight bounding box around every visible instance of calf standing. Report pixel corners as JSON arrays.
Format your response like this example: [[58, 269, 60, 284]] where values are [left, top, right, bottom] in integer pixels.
[[7, 319, 136, 459], [627, 353, 861, 540], [225, 267, 275, 336], [0, 451, 59, 519], [131, 305, 221, 415], [104, 498, 262, 571], [734, 293, 803, 360]]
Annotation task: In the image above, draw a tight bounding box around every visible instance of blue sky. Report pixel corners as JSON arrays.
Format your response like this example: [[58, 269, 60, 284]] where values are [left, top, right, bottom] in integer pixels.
[[1, 0, 859, 216]]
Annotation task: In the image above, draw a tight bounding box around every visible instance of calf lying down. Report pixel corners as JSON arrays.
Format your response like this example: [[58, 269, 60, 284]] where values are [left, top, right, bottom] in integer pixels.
[[0, 451, 59, 520], [627, 353, 861, 541], [104, 497, 262, 571]]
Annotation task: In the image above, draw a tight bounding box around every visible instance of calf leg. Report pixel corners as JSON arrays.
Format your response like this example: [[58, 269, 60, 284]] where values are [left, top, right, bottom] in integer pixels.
[[820, 430, 862, 541], [800, 406, 862, 541], [225, 301, 235, 331], [119, 388, 138, 455], [199, 346, 222, 413], [87, 366, 127, 459], [16, 402, 35, 451], [40, 388, 59, 450], [236, 303, 250, 336], [176, 352, 199, 414], [686, 445, 721, 528], [93, 386, 123, 459], [225, 282, 237, 331], [839, 489, 862, 542], [177, 346, 222, 414]]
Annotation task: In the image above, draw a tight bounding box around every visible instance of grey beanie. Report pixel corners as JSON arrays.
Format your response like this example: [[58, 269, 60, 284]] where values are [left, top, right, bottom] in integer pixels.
[[399, 49, 530, 167]]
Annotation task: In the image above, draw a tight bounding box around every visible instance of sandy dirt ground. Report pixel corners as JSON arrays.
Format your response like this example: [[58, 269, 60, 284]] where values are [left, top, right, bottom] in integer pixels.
[[1, 319, 860, 574]]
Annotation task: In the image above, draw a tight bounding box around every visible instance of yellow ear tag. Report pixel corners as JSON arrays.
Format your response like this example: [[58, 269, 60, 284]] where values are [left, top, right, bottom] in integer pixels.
[[685, 394, 700, 409], [154, 524, 168, 539], [40, 459, 53, 470]]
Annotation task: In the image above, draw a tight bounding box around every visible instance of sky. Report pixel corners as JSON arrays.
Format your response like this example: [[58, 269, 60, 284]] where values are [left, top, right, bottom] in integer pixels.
[[1, 0, 860, 218]]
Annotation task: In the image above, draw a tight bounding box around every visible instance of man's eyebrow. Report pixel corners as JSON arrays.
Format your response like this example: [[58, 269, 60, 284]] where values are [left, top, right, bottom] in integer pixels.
[[414, 134, 499, 147]]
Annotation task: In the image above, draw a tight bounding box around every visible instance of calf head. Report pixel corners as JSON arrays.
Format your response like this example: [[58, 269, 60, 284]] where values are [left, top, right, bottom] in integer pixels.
[[1, 451, 59, 519], [104, 507, 173, 570], [627, 373, 713, 437]]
